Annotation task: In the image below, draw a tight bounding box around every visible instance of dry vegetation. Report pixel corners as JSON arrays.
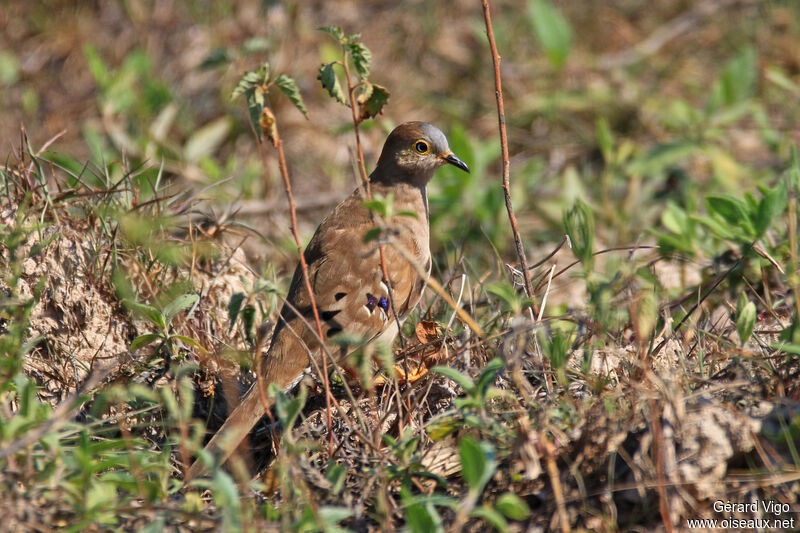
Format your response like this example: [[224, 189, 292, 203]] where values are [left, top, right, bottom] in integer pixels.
[[2, 0, 800, 531]]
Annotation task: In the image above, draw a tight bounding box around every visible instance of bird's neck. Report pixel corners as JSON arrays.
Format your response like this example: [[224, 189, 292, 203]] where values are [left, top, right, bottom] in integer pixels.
[[367, 180, 430, 222]]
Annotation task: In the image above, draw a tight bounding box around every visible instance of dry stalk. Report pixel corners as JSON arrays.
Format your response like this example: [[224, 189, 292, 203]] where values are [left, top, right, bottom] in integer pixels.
[[481, 0, 536, 308], [340, 52, 406, 354], [263, 124, 334, 451], [648, 398, 675, 533]]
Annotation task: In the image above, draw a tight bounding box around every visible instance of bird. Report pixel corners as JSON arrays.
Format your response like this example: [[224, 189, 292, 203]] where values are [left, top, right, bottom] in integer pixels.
[[189, 121, 469, 478]]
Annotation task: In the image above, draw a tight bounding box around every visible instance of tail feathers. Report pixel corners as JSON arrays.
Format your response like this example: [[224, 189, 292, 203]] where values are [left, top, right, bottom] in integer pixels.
[[187, 383, 273, 479]]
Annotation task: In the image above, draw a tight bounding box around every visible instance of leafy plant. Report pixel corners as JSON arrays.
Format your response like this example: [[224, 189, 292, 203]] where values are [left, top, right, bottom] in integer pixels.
[[126, 293, 205, 357]]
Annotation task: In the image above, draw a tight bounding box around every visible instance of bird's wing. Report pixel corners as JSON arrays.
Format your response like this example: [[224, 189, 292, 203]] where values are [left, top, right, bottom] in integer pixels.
[[271, 190, 426, 373]]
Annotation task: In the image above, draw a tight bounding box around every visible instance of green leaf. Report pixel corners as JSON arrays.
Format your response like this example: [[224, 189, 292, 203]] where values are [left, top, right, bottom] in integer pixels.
[[326, 462, 347, 495], [231, 64, 268, 101], [661, 202, 689, 235], [431, 366, 475, 392], [358, 83, 390, 121], [162, 293, 199, 325], [319, 25, 346, 43], [130, 333, 162, 351], [595, 118, 613, 164], [474, 358, 504, 397], [317, 506, 353, 526], [459, 437, 496, 495], [172, 335, 209, 354], [709, 46, 757, 109], [184, 117, 232, 163], [317, 63, 347, 105], [736, 293, 757, 346], [470, 505, 510, 533], [362, 226, 382, 243], [347, 41, 372, 79], [705, 195, 750, 227], [270, 383, 307, 429], [363, 198, 388, 217], [487, 282, 523, 314], [527, 0, 573, 68], [563, 199, 595, 269], [123, 299, 166, 330], [274, 74, 308, 117], [245, 90, 264, 143], [496, 492, 531, 521], [200, 47, 232, 70], [754, 181, 787, 237], [227, 292, 245, 333], [406, 502, 440, 533]]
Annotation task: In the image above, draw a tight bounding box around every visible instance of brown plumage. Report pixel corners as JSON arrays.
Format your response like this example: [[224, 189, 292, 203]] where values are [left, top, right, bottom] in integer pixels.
[[189, 122, 469, 478]]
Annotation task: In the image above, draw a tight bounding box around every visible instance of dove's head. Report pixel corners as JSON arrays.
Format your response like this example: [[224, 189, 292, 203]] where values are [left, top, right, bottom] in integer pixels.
[[371, 121, 469, 187]]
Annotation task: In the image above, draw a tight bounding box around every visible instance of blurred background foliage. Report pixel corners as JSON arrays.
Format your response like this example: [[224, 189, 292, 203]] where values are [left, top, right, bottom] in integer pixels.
[[2, 0, 799, 279]]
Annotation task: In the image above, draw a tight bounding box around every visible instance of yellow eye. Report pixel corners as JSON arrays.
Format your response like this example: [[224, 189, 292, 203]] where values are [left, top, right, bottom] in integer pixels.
[[414, 140, 429, 154]]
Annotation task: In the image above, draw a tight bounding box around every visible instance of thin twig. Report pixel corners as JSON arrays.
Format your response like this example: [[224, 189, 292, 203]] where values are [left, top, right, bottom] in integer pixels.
[[481, 0, 536, 308], [265, 124, 334, 450], [340, 47, 406, 351], [648, 398, 675, 533]]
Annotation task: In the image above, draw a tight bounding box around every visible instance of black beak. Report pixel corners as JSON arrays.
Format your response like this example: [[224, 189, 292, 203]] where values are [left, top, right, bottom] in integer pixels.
[[443, 152, 470, 173]]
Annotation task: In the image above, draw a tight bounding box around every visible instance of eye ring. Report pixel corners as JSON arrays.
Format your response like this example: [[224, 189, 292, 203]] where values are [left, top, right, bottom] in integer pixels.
[[414, 140, 430, 154]]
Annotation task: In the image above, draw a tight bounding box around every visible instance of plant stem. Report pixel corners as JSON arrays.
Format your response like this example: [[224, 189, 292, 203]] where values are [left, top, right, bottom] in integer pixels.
[[267, 124, 334, 450], [481, 0, 536, 305], [341, 50, 406, 350]]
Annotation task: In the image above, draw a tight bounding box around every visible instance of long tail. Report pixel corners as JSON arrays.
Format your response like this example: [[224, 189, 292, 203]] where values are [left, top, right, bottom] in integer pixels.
[[187, 381, 273, 479]]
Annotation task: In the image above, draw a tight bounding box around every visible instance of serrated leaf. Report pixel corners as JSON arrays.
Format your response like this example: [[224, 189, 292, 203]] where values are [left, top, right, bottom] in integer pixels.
[[358, 83, 390, 121], [347, 41, 372, 79], [227, 293, 245, 333], [318, 63, 346, 104], [231, 65, 268, 101], [319, 25, 346, 43], [245, 91, 264, 143], [162, 293, 199, 325], [130, 333, 162, 351], [274, 74, 308, 117]]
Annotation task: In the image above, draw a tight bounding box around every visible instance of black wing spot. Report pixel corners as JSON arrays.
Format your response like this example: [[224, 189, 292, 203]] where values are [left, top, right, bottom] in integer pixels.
[[321, 309, 341, 322], [327, 326, 343, 337], [335, 292, 346, 301]]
